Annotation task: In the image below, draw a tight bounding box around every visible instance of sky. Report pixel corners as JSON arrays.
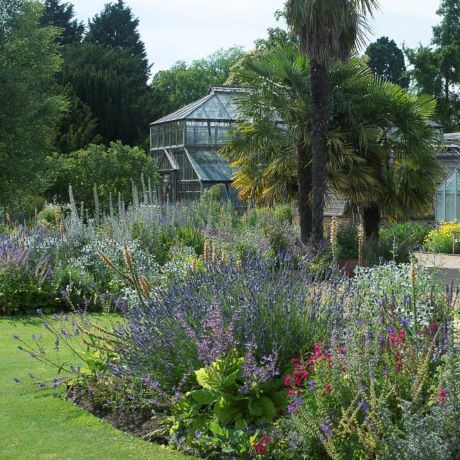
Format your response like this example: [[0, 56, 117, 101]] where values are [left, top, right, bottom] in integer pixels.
[[72, 0, 441, 73]]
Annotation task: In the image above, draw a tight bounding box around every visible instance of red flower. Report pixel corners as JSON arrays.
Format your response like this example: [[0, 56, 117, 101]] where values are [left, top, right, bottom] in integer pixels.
[[260, 435, 270, 444], [254, 443, 265, 455], [254, 435, 270, 455], [283, 375, 291, 387], [394, 350, 404, 372], [390, 329, 405, 347], [438, 388, 447, 404], [291, 357, 300, 366], [321, 384, 332, 396]]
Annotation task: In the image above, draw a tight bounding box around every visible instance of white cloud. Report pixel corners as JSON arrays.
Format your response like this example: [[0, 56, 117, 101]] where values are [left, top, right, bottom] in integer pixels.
[[72, 0, 440, 72]]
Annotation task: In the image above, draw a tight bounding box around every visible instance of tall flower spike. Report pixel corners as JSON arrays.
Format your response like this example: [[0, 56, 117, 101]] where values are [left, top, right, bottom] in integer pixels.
[[358, 222, 365, 266], [330, 217, 338, 259], [123, 247, 134, 270]]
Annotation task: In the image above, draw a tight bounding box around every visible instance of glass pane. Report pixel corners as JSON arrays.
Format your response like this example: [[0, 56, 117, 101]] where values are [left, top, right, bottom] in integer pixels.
[[435, 190, 444, 222]]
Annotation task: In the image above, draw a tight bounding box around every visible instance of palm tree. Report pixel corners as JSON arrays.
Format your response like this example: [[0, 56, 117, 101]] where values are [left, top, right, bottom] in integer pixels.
[[285, 0, 379, 244], [224, 45, 313, 242], [224, 47, 441, 239]]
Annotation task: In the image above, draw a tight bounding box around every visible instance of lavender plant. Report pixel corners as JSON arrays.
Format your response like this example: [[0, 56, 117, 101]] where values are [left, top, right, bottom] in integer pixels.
[[113, 254, 346, 389]]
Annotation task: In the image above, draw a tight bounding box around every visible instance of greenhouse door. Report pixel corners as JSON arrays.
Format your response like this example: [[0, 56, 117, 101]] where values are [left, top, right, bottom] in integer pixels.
[[159, 172, 177, 205]]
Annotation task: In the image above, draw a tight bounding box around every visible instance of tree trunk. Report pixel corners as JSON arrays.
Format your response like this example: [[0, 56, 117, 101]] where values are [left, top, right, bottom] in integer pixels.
[[363, 202, 381, 240], [310, 60, 329, 245], [297, 142, 312, 244]]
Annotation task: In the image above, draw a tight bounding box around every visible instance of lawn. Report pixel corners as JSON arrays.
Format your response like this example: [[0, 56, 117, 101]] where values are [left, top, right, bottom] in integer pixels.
[[0, 315, 189, 460]]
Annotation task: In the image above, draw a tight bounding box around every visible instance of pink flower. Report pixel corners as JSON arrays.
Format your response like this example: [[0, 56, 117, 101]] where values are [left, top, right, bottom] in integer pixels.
[[438, 388, 447, 404], [260, 435, 270, 444], [284, 375, 291, 387]]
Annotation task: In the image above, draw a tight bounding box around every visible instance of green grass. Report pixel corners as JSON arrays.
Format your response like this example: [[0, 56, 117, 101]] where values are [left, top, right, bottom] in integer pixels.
[[0, 315, 189, 460]]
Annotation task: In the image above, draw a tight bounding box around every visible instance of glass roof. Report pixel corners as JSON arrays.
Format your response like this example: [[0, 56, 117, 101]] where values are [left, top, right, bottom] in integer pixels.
[[435, 166, 460, 222], [150, 86, 249, 125], [185, 146, 234, 182]]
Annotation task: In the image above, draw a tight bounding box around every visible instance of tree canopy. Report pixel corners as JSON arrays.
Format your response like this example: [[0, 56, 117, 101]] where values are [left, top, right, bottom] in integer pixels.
[[365, 36, 409, 88], [41, 0, 84, 45], [151, 47, 245, 116], [0, 1, 65, 211], [406, 0, 460, 130], [224, 44, 441, 239], [85, 0, 148, 74]]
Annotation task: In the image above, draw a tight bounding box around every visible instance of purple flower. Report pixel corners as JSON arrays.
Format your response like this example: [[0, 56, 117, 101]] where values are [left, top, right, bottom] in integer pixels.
[[36, 308, 43, 315], [399, 317, 409, 328], [308, 379, 317, 391], [359, 398, 369, 413], [364, 417, 373, 428], [321, 423, 333, 437], [287, 397, 303, 414], [239, 385, 249, 394]]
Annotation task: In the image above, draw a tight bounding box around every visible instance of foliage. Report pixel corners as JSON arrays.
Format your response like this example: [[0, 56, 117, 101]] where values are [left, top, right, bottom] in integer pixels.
[[171, 351, 285, 457], [113, 254, 343, 390], [335, 223, 358, 259], [406, 0, 460, 130], [85, 0, 148, 74], [379, 221, 430, 263], [61, 42, 153, 146], [285, 0, 380, 243], [0, 0, 66, 212], [41, 0, 84, 45], [365, 36, 409, 87], [55, 86, 102, 153], [45, 142, 158, 210], [225, 44, 441, 240], [152, 47, 245, 115], [424, 221, 460, 254]]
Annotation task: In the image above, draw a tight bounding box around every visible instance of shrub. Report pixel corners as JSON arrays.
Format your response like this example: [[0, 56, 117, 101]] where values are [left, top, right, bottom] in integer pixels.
[[380, 221, 430, 263], [335, 223, 358, 259], [45, 142, 159, 212], [424, 222, 460, 254], [113, 255, 345, 390], [36, 203, 66, 228]]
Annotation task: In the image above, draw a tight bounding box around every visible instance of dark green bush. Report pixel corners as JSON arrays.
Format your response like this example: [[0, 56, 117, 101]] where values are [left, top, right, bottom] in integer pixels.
[[336, 223, 358, 259]]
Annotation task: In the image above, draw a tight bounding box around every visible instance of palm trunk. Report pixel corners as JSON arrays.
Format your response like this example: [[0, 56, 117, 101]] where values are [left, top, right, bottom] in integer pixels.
[[297, 142, 312, 244], [363, 202, 380, 240], [310, 60, 329, 245]]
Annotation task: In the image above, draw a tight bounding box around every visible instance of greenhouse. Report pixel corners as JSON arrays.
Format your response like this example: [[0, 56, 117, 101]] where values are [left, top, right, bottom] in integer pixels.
[[435, 166, 460, 222], [149, 86, 248, 204]]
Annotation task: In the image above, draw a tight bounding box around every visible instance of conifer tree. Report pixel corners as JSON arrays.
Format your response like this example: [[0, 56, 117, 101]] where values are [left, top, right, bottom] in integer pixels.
[[85, 0, 148, 74], [41, 0, 84, 45]]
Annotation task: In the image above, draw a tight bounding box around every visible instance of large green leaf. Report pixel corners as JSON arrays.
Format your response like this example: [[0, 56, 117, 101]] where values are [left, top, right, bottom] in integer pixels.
[[190, 389, 218, 405]]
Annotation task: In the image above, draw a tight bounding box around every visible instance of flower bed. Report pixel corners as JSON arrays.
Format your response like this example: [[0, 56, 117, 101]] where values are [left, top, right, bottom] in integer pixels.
[[15, 255, 460, 459]]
